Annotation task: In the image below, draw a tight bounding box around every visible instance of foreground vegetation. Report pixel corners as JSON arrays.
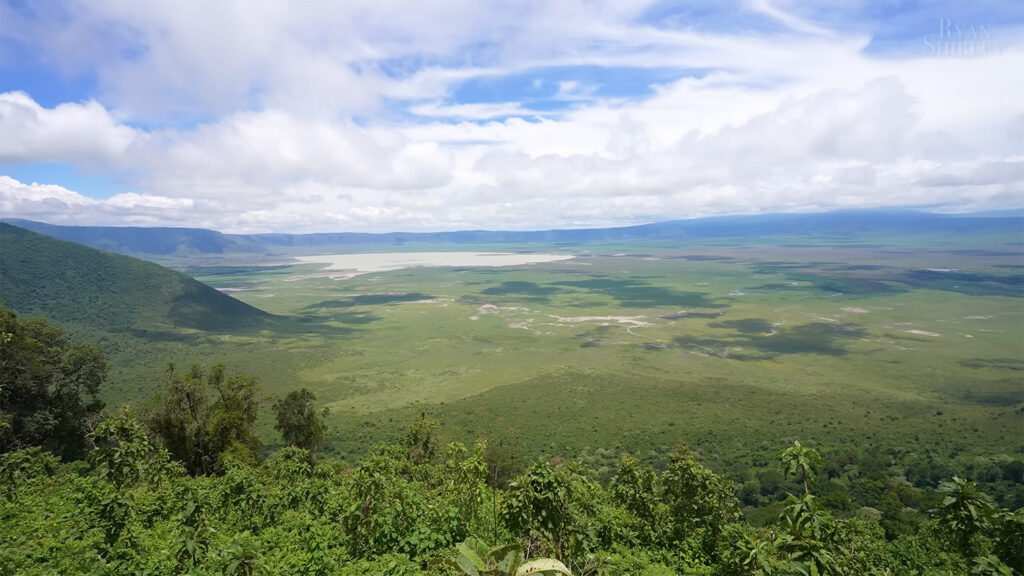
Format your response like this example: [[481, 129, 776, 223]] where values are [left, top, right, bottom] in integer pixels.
[[2, 410, 1021, 575], [2, 306, 1022, 575]]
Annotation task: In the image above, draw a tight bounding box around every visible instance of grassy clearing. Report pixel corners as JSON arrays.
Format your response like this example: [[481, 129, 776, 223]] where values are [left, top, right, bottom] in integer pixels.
[[84, 237, 1022, 471]]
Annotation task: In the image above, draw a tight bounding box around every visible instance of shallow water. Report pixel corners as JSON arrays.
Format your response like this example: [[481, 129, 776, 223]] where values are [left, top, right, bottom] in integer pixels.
[[294, 251, 573, 274]]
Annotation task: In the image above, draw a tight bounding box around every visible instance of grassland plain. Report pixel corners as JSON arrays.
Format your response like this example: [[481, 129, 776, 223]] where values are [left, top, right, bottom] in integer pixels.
[[134, 233, 1023, 479]]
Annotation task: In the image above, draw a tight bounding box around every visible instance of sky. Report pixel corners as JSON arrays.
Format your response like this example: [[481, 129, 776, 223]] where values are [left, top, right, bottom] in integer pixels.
[[1, 0, 1022, 233]]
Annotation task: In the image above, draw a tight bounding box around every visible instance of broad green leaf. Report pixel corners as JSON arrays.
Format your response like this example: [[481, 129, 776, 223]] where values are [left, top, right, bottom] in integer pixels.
[[456, 542, 486, 574], [514, 558, 572, 576]]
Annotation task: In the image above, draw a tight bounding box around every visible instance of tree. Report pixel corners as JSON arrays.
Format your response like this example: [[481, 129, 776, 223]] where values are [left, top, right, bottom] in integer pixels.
[[661, 445, 739, 556], [88, 407, 160, 489], [147, 363, 260, 475], [0, 305, 107, 460], [779, 441, 823, 495], [402, 412, 440, 464], [272, 388, 325, 453], [992, 509, 1024, 574], [774, 494, 840, 575], [932, 476, 995, 558], [503, 460, 602, 563], [610, 455, 665, 544]]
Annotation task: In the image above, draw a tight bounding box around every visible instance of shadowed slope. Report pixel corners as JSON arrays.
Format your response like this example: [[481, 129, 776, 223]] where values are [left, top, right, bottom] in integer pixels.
[[0, 223, 270, 332]]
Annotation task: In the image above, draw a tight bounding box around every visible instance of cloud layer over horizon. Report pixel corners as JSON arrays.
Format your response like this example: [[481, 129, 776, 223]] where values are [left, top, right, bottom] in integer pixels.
[[1, 0, 1022, 233]]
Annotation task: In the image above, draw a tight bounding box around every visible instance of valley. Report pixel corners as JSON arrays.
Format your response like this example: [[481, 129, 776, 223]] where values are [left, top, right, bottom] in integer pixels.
[[6, 218, 1019, 474], [167, 233, 1024, 471], [3, 216, 1022, 573]]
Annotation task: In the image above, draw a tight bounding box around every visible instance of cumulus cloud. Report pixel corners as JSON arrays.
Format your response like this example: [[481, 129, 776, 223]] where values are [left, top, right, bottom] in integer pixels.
[[0, 92, 142, 164], [0, 176, 194, 227], [0, 1, 1022, 232]]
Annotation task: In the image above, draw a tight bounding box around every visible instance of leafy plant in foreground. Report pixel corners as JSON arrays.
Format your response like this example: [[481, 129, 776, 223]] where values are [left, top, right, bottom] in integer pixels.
[[451, 537, 573, 576], [932, 476, 995, 558], [779, 441, 822, 495]]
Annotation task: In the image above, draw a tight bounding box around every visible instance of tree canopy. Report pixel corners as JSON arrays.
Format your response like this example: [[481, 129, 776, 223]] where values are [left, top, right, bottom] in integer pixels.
[[273, 388, 326, 453], [146, 363, 260, 476], [0, 304, 107, 460]]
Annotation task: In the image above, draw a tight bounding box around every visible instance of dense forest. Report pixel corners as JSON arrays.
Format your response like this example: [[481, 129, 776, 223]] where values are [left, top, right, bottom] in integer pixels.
[[1, 305, 1021, 575]]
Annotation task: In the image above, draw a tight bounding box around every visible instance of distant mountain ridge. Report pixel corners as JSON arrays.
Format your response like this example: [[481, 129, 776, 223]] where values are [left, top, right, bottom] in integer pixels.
[[2, 219, 264, 256], [0, 223, 271, 332], [5, 211, 1022, 259]]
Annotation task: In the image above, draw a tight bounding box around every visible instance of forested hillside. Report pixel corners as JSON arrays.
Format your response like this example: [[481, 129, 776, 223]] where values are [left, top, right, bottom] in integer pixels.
[[3, 219, 265, 257], [0, 223, 271, 332]]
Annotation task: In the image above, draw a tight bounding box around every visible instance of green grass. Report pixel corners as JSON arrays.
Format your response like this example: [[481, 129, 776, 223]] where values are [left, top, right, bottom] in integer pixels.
[[171, 239, 1024, 470], [11, 224, 1020, 474]]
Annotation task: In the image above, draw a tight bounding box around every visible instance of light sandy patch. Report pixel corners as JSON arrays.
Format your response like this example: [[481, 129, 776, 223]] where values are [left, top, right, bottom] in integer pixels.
[[904, 329, 941, 337], [841, 307, 869, 313], [328, 272, 363, 280], [548, 315, 652, 327], [508, 319, 539, 332], [294, 252, 572, 276]]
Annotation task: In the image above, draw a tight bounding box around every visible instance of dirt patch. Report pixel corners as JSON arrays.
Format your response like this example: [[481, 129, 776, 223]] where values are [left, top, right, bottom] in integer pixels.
[[548, 315, 653, 327], [904, 329, 941, 337]]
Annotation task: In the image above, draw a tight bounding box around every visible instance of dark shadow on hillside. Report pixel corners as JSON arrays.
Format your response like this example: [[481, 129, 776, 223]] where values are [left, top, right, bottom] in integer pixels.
[[958, 381, 1024, 406], [710, 318, 774, 333], [263, 316, 360, 337], [901, 270, 1023, 297], [673, 322, 866, 358], [752, 263, 1022, 298], [661, 311, 725, 320], [884, 332, 932, 343], [169, 288, 272, 332], [553, 278, 720, 308], [184, 264, 291, 276], [305, 293, 433, 309], [481, 281, 565, 297], [808, 277, 905, 296], [960, 358, 1024, 371], [747, 322, 866, 356], [325, 311, 382, 325], [121, 328, 205, 343], [202, 281, 263, 290], [748, 275, 906, 297]]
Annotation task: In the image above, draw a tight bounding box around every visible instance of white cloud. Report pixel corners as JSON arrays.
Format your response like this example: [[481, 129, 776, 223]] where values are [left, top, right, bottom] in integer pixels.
[[0, 1, 1022, 231], [0, 176, 194, 227], [0, 92, 143, 164], [747, 0, 834, 36], [409, 101, 543, 120]]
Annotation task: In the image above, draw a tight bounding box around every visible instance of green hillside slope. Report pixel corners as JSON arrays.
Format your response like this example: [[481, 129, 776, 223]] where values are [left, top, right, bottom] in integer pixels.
[[0, 223, 270, 332]]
